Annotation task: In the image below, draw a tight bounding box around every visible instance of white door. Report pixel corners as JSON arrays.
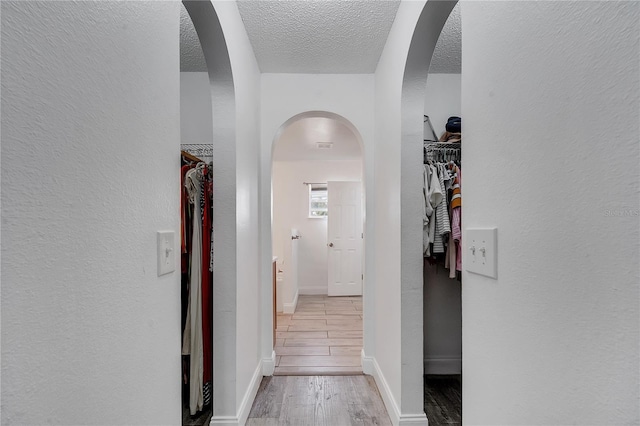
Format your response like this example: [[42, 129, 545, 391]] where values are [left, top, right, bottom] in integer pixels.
[[327, 181, 363, 296]]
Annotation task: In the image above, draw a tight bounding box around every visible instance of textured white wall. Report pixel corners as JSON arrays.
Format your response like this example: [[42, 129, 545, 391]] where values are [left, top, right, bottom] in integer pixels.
[[1, 2, 182, 424], [272, 160, 363, 296], [180, 72, 213, 144], [423, 73, 462, 374], [423, 74, 462, 138], [259, 73, 376, 369], [461, 2, 639, 423], [210, 1, 263, 420]]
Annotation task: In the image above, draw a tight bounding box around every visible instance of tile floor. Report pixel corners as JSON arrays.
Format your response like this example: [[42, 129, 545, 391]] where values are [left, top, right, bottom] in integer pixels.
[[274, 295, 363, 375]]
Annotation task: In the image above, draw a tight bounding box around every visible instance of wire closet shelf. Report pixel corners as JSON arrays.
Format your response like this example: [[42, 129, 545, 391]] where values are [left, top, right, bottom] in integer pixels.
[[180, 143, 213, 161], [424, 142, 461, 163]]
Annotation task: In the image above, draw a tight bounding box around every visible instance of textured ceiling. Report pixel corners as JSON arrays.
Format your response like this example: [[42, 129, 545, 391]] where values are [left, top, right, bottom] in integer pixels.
[[430, 2, 461, 74], [236, 0, 400, 74], [180, 1, 461, 74], [273, 117, 362, 161]]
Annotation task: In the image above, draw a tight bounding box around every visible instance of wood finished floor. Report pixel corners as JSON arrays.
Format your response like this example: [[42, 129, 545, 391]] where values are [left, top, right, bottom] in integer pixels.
[[424, 375, 462, 426], [247, 375, 391, 426], [182, 405, 211, 426], [275, 295, 363, 375]]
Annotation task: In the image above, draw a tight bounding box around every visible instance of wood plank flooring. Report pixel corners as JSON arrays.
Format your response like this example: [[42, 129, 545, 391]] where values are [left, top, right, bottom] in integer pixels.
[[275, 295, 362, 375], [424, 375, 462, 426], [182, 405, 211, 426], [247, 375, 392, 426]]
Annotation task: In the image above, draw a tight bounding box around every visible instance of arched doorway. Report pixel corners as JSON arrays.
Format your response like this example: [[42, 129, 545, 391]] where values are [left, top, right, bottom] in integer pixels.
[[268, 111, 367, 375], [399, 0, 459, 421], [181, 1, 239, 422]]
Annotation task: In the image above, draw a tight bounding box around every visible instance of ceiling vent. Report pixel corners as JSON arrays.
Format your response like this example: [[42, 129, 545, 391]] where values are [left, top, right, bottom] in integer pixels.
[[316, 142, 333, 149]]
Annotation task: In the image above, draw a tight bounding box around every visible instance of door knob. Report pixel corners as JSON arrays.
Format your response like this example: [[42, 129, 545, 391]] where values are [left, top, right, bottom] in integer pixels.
[[328, 243, 334, 247]]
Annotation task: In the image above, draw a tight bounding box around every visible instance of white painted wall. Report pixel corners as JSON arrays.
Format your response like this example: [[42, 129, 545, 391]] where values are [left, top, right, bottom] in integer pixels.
[[259, 73, 376, 371], [373, 2, 427, 422], [180, 72, 213, 144], [423, 265, 461, 375], [424, 73, 461, 138], [272, 160, 363, 297], [461, 2, 639, 423], [1, 2, 182, 424], [211, 1, 263, 422], [423, 73, 462, 374]]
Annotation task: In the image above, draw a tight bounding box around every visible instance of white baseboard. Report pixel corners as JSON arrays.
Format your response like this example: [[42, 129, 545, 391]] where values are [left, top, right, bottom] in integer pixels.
[[369, 357, 400, 425], [262, 350, 276, 376], [298, 286, 328, 295], [399, 414, 429, 425], [208, 416, 236, 426], [424, 357, 461, 375], [361, 349, 375, 375], [210, 360, 263, 426], [369, 357, 428, 426], [283, 289, 299, 314]]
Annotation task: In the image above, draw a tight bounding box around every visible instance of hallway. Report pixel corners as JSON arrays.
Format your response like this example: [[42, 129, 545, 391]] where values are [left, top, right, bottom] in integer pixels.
[[2, 2, 637, 425], [275, 295, 362, 375]]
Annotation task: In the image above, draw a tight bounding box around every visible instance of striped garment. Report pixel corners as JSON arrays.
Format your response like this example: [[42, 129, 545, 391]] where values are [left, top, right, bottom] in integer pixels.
[[433, 164, 451, 254]]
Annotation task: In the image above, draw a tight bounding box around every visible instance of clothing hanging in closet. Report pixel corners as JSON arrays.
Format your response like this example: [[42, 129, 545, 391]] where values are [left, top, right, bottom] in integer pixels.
[[180, 153, 213, 415], [423, 143, 461, 279]]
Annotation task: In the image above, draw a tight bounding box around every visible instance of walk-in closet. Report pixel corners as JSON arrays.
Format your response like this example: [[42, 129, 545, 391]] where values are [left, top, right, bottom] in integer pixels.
[[422, 4, 463, 423], [180, 144, 214, 426], [179, 3, 215, 424]]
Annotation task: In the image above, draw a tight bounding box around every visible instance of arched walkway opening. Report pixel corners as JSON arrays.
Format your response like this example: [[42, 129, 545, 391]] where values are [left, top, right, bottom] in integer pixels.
[[399, 0, 459, 418], [267, 111, 368, 375], [181, 0, 239, 421]]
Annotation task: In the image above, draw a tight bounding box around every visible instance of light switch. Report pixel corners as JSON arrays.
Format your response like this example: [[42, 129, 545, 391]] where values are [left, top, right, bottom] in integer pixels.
[[157, 231, 176, 276], [465, 228, 497, 279]]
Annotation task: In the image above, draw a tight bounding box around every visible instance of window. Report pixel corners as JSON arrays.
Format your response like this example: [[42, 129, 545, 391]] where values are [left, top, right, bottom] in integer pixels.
[[309, 184, 328, 218]]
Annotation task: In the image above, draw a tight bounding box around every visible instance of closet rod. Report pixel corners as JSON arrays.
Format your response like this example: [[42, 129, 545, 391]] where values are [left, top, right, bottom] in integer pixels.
[[181, 150, 204, 163], [180, 143, 213, 158], [424, 142, 461, 149]]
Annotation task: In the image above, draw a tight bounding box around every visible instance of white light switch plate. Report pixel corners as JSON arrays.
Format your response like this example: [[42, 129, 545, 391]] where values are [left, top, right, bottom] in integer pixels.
[[465, 228, 497, 279], [157, 231, 176, 276]]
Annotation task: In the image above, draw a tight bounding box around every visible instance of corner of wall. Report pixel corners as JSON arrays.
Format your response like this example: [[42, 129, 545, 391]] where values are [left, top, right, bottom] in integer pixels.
[[210, 359, 263, 426], [262, 350, 276, 376], [369, 357, 401, 426], [282, 289, 298, 314], [361, 349, 375, 375], [368, 355, 428, 426]]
